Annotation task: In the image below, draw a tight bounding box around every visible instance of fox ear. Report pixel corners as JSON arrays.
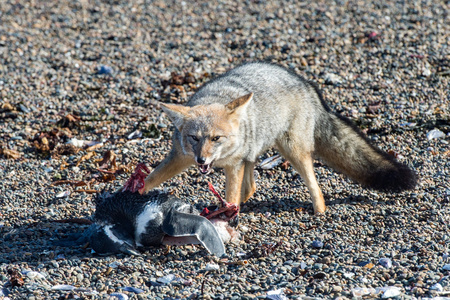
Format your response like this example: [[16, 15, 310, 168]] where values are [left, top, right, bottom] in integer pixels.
[[225, 93, 253, 116], [160, 103, 190, 130]]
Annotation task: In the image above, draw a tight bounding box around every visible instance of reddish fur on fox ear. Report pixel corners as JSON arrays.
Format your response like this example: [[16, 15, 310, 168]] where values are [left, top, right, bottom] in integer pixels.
[[225, 93, 253, 115], [160, 103, 190, 130]]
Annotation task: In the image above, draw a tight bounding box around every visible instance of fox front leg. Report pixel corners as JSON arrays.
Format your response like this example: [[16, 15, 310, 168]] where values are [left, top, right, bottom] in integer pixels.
[[241, 161, 256, 203], [143, 149, 195, 193], [223, 163, 246, 207]]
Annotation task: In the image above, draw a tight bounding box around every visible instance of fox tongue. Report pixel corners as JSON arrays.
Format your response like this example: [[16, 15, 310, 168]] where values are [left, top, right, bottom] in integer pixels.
[[199, 164, 210, 174]]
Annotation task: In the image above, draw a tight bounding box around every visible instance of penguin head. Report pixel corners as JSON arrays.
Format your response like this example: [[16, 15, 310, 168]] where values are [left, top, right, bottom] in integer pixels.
[[89, 223, 140, 256]]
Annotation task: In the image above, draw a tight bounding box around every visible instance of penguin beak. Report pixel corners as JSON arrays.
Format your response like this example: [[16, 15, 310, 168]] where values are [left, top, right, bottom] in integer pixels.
[[119, 243, 140, 256]]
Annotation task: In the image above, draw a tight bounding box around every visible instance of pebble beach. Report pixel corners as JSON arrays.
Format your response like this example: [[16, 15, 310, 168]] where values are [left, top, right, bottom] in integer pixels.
[[0, 0, 449, 299]]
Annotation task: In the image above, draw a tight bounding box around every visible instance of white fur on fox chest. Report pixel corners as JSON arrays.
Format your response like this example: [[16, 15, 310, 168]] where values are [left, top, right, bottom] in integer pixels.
[[134, 202, 163, 246]]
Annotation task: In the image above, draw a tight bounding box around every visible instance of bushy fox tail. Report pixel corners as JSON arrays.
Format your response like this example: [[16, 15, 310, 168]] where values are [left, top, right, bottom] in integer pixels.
[[314, 112, 417, 192]]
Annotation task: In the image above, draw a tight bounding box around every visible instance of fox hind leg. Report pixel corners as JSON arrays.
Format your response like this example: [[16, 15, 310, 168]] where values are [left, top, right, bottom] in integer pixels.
[[276, 140, 326, 214]]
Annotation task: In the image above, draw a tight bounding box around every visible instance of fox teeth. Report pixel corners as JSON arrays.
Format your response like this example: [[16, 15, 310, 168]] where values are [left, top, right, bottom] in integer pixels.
[[199, 164, 211, 174]]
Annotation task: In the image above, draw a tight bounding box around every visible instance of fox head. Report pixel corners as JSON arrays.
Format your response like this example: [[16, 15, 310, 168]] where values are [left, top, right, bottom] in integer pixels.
[[161, 93, 253, 174]]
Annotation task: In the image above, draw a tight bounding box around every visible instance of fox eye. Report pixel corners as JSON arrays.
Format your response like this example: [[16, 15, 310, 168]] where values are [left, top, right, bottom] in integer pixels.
[[189, 135, 199, 142], [211, 136, 221, 142]]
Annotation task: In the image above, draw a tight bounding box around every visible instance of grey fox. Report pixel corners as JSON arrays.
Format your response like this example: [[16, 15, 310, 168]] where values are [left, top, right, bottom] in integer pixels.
[[142, 62, 417, 214]]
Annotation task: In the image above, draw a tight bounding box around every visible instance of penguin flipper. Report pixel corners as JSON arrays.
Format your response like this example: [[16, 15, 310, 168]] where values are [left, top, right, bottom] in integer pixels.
[[53, 224, 97, 247], [162, 209, 225, 256]]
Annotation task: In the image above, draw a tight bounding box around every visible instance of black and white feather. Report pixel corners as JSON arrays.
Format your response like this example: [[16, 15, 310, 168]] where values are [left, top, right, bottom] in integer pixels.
[[75, 190, 227, 256]]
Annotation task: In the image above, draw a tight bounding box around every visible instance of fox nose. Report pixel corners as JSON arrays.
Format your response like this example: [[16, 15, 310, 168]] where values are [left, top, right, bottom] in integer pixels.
[[196, 157, 206, 164]]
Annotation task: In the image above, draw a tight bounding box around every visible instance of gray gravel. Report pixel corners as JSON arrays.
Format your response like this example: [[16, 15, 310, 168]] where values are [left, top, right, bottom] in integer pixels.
[[0, 0, 449, 299]]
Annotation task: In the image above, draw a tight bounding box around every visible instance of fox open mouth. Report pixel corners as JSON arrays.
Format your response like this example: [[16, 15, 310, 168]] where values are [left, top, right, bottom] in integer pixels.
[[198, 163, 212, 174]]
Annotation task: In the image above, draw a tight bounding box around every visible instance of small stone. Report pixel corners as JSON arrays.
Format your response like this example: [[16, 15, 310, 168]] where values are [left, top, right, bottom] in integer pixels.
[[422, 68, 432, 77], [379, 258, 392, 268], [157, 274, 176, 285], [324, 73, 343, 85], [19, 103, 31, 113], [358, 261, 374, 269], [204, 263, 220, 272], [332, 285, 343, 293], [312, 240, 323, 248], [429, 283, 443, 292], [380, 286, 402, 298], [320, 257, 331, 264], [97, 65, 114, 75], [344, 272, 355, 279], [427, 129, 446, 140]]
